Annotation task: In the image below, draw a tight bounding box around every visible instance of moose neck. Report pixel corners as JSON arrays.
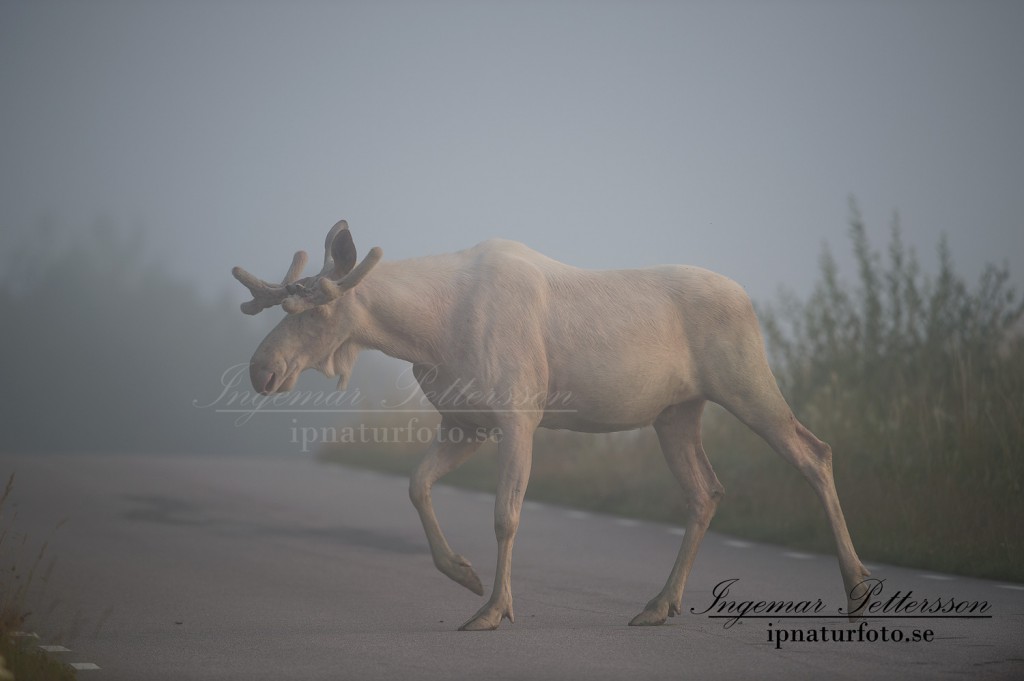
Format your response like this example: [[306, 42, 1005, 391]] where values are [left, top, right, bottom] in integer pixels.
[[350, 256, 456, 367]]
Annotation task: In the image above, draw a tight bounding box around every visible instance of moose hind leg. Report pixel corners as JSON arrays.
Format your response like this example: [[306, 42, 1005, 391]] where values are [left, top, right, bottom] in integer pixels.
[[409, 420, 486, 596], [716, 385, 870, 621], [630, 400, 724, 626], [783, 421, 871, 619]]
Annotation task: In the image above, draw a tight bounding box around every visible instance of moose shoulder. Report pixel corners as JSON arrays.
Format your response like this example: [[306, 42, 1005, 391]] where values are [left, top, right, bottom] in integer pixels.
[[233, 220, 868, 631]]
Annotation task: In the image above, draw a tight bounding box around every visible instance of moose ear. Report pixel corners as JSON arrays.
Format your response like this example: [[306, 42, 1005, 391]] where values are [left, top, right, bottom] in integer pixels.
[[329, 228, 358, 279]]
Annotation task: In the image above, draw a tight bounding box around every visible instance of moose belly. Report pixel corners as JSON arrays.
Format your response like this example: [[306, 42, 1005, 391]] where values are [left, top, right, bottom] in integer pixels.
[[540, 357, 699, 433]]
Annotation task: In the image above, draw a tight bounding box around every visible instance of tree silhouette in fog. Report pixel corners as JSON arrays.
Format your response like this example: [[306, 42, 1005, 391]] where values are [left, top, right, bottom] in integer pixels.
[[0, 221, 274, 454]]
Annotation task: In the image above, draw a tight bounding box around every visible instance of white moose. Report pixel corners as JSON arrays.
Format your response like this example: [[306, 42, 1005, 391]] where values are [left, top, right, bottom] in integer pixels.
[[233, 220, 868, 631]]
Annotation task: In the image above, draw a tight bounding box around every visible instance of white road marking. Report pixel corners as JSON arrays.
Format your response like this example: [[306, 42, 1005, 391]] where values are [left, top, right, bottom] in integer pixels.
[[724, 539, 752, 549], [10, 631, 39, 638], [667, 527, 686, 536], [38, 645, 70, 652], [566, 510, 591, 520], [783, 552, 815, 560], [918, 574, 955, 581], [996, 584, 1024, 591], [614, 518, 639, 527], [70, 663, 101, 670], [523, 501, 546, 511]]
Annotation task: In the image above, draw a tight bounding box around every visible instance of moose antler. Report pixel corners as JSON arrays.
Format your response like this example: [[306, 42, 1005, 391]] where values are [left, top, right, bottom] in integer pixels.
[[232, 250, 308, 315], [282, 245, 383, 314], [233, 220, 383, 315]]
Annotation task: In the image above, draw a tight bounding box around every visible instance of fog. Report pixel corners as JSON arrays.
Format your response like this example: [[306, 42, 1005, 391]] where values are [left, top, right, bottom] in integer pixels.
[[1, 1, 1022, 456]]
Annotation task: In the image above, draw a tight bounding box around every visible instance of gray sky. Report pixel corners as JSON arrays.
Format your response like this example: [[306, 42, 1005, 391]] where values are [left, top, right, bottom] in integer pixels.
[[2, 0, 1022, 302]]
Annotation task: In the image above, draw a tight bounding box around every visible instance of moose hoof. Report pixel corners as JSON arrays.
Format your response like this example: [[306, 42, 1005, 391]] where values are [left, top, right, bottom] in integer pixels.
[[628, 598, 679, 626], [458, 599, 513, 631], [843, 563, 874, 622], [629, 607, 667, 626], [441, 554, 484, 596]]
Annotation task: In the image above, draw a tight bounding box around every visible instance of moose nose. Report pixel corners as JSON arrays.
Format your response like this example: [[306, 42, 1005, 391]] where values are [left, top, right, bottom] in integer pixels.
[[250, 365, 278, 395]]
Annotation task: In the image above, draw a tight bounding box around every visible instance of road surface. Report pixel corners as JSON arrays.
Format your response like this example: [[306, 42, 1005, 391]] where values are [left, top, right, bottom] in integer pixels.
[[2, 452, 1022, 680]]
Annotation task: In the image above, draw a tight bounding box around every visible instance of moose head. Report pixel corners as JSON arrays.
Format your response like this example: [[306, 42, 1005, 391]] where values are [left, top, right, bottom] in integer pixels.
[[232, 220, 382, 395]]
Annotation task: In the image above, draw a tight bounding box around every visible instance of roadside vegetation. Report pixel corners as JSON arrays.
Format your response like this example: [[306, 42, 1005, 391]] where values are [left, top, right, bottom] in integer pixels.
[[0, 475, 76, 681], [321, 206, 1024, 582]]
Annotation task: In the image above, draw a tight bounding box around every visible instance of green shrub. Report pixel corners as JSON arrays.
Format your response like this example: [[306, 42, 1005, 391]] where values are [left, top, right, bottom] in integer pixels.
[[732, 203, 1024, 579]]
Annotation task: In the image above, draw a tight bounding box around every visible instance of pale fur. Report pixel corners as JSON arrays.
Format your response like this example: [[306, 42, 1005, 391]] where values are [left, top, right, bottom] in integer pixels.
[[237, 225, 869, 631]]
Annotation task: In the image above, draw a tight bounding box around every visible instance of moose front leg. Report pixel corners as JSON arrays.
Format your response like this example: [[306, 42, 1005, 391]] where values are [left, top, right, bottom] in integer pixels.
[[630, 401, 724, 626], [459, 419, 535, 631], [410, 420, 486, 596]]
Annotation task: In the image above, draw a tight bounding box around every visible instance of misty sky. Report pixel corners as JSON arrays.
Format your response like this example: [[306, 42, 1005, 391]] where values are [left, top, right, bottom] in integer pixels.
[[2, 0, 1022, 302]]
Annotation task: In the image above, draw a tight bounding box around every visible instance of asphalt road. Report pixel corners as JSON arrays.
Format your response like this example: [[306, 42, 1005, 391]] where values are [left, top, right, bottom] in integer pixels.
[[2, 452, 1022, 680]]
